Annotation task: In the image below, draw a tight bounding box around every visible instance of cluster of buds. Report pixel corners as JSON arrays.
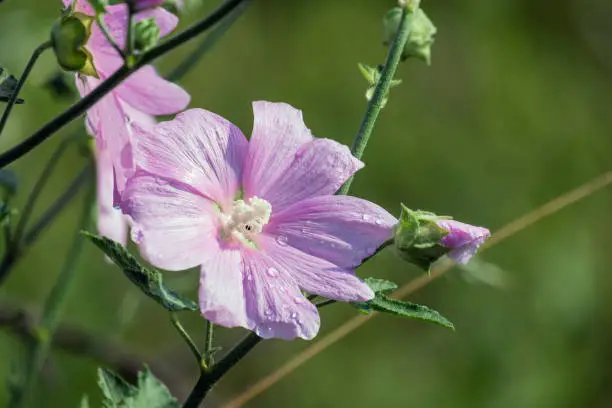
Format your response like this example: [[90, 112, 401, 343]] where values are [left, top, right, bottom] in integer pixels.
[[393, 204, 490, 271]]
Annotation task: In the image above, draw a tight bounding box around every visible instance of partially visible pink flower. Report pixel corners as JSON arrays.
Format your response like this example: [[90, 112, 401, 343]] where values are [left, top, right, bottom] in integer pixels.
[[63, 0, 190, 244], [121, 102, 397, 340], [125, 0, 167, 12], [436, 219, 490, 264]]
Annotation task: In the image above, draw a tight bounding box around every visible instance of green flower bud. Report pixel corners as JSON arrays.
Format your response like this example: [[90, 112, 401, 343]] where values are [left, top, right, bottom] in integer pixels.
[[384, 6, 437, 65], [50, 12, 98, 78], [134, 17, 161, 53], [393, 204, 450, 271]]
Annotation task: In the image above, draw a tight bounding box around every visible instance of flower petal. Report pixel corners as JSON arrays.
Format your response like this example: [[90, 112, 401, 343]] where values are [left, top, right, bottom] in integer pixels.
[[132, 109, 248, 207], [255, 138, 363, 212], [267, 195, 397, 268], [243, 101, 314, 199], [116, 66, 190, 115], [199, 247, 248, 328], [96, 148, 128, 245], [121, 172, 220, 271], [257, 235, 374, 303], [241, 249, 320, 340]]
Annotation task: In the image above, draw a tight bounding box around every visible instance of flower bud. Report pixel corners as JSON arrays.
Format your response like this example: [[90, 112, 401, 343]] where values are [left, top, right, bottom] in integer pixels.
[[50, 12, 98, 78], [383, 6, 437, 64], [393, 204, 490, 270], [134, 17, 161, 52]]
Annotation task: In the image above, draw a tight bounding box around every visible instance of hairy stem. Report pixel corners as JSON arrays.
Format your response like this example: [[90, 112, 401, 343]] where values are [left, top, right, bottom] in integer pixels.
[[12, 166, 94, 408], [183, 332, 262, 408], [203, 320, 215, 369], [171, 312, 203, 368], [337, 6, 413, 195], [0, 0, 247, 169], [0, 41, 52, 136]]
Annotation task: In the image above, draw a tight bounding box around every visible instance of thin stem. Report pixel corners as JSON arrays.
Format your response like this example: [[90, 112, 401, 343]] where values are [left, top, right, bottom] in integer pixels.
[[12, 133, 78, 247], [183, 332, 262, 408], [0, 41, 52, 136], [360, 238, 394, 264], [171, 312, 203, 367], [203, 320, 214, 369], [315, 299, 336, 309], [337, 6, 413, 195], [167, 0, 253, 82], [125, 6, 136, 63], [96, 14, 126, 59], [12, 167, 94, 408], [0, 0, 247, 169], [0, 163, 91, 287]]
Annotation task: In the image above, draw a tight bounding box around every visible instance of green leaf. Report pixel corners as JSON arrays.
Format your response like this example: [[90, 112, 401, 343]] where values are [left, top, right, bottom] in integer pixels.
[[0, 67, 24, 104], [83, 232, 198, 312], [96, 367, 179, 408], [98, 368, 136, 406], [369, 295, 454, 329], [364, 277, 398, 294], [125, 367, 180, 408]]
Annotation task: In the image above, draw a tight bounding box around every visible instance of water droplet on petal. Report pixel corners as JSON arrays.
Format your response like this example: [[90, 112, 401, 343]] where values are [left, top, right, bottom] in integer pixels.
[[375, 218, 384, 225], [130, 228, 144, 244], [246, 274, 253, 281], [362, 214, 371, 221], [267, 267, 279, 277], [275, 235, 288, 246], [290, 312, 298, 319], [294, 296, 304, 304], [265, 309, 273, 316]]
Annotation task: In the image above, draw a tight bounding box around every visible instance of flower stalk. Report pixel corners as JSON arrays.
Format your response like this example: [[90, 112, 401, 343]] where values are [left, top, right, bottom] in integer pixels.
[[0, 41, 52, 136], [337, 4, 414, 195]]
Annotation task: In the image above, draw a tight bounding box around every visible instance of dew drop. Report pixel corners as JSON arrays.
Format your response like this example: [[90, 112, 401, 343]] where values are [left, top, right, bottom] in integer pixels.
[[246, 274, 253, 281], [275, 235, 289, 246], [375, 218, 384, 225], [294, 296, 304, 304], [265, 309, 273, 316], [290, 312, 298, 319], [362, 214, 371, 222], [267, 267, 279, 277]]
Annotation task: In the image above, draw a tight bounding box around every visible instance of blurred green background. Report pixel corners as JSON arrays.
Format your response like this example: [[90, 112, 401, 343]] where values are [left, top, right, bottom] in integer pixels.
[[1, 0, 612, 407]]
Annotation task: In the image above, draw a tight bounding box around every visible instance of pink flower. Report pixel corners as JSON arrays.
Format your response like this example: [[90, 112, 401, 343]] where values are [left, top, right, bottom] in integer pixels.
[[125, 0, 167, 12], [436, 219, 490, 264], [64, 0, 190, 244], [120, 102, 397, 340]]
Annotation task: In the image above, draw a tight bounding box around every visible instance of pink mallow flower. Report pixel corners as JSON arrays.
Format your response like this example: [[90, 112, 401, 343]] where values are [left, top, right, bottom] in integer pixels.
[[436, 219, 490, 264], [125, 0, 167, 12], [120, 102, 397, 340], [63, 0, 190, 244]]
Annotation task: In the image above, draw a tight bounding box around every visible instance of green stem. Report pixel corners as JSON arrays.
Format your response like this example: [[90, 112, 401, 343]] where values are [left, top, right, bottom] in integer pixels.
[[203, 320, 214, 369], [183, 332, 262, 408], [0, 41, 52, 136], [125, 6, 136, 65], [167, 0, 253, 82], [96, 14, 126, 59], [170, 312, 203, 367], [0, 0, 247, 169], [12, 165, 94, 408], [337, 6, 413, 195]]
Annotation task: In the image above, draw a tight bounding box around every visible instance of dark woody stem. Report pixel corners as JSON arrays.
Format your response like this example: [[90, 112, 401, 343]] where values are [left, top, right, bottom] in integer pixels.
[[0, 0, 248, 169]]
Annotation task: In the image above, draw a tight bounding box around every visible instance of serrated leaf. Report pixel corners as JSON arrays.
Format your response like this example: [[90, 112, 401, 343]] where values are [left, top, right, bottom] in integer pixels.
[[369, 295, 454, 329], [83, 232, 197, 312], [124, 367, 180, 408], [0, 67, 24, 104], [98, 367, 136, 406], [364, 277, 398, 294]]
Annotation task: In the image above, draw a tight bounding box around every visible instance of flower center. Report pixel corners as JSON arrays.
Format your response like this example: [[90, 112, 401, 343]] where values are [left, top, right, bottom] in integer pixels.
[[219, 196, 272, 245]]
